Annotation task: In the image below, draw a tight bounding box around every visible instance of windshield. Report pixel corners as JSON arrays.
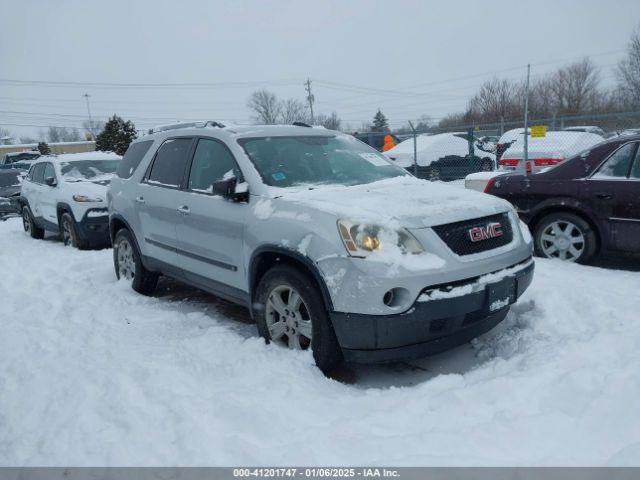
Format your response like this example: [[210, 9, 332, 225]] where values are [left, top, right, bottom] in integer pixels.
[[237, 135, 407, 187], [0, 172, 21, 187], [60, 159, 120, 181]]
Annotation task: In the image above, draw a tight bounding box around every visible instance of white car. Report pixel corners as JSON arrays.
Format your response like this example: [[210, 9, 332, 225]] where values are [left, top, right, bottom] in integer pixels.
[[384, 133, 496, 181], [20, 151, 121, 248], [498, 131, 603, 173]]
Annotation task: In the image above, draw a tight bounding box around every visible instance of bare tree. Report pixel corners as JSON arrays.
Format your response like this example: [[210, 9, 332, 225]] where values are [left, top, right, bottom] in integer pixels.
[[0, 127, 14, 145], [617, 26, 640, 108], [279, 98, 308, 124], [467, 77, 522, 123], [83, 119, 105, 140], [247, 90, 282, 124], [315, 112, 341, 130], [545, 58, 600, 114], [47, 126, 82, 143]]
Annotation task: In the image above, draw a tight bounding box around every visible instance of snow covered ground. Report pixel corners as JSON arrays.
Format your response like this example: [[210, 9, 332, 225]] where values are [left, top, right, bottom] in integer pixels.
[[1, 217, 640, 466]]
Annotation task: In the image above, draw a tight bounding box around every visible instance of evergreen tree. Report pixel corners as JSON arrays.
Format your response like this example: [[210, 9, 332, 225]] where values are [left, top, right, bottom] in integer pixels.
[[37, 141, 51, 155], [95, 115, 137, 155], [371, 109, 389, 132]]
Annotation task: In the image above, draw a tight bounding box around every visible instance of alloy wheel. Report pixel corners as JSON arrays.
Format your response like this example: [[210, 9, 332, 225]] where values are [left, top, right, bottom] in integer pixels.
[[117, 238, 136, 280], [264, 285, 312, 349], [540, 220, 585, 261]]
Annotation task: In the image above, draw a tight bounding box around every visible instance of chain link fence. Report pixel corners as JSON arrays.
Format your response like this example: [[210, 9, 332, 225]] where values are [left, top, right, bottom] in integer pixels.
[[356, 111, 640, 181]]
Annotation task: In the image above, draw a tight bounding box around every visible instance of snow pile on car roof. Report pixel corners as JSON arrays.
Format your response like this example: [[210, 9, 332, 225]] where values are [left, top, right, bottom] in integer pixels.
[[502, 131, 603, 158]]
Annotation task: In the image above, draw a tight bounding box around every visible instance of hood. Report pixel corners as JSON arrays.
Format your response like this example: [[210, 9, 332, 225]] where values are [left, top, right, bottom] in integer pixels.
[[269, 176, 512, 228], [64, 179, 109, 200]]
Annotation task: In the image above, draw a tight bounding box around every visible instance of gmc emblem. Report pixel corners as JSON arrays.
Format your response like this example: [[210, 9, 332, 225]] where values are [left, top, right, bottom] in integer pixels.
[[468, 222, 503, 242]]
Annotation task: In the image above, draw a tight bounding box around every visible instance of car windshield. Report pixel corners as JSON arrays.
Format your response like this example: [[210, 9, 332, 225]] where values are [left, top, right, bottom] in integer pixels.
[[60, 159, 120, 182], [0, 172, 21, 187], [237, 134, 407, 187]]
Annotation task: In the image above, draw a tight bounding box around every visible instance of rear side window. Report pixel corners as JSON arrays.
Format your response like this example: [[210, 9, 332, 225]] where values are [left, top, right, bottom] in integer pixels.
[[117, 140, 154, 179], [146, 138, 193, 187], [631, 148, 640, 179], [592, 142, 637, 179]]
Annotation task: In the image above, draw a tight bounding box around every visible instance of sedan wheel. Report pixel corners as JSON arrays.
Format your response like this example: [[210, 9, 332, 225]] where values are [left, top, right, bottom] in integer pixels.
[[264, 285, 312, 349], [116, 238, 136, 280], [539, 220, 585, 261]]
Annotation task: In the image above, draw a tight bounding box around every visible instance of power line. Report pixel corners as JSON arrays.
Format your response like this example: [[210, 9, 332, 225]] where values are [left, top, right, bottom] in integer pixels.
[[0, 78, 304, 89]]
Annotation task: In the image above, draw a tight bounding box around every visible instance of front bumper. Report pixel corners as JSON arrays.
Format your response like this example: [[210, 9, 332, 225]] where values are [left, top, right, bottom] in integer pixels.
[[330, 258, 534, 364], [76, 208, 110, 246]]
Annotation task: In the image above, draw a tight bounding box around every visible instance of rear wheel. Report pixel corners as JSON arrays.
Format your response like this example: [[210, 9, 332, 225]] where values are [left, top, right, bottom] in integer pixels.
[[113, 229, 159, 295], [60, 212, 86, 249], [255, 265, 343, 375], [533, 212, 597, 263], [22, 205, 44, 239]]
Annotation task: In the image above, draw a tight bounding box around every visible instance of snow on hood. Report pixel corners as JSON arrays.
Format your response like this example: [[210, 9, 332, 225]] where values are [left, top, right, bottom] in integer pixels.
[[269, 176, 511, 228]]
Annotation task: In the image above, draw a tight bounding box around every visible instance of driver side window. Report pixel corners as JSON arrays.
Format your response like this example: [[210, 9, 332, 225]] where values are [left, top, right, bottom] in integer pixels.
[[188, 138, 240, 193]]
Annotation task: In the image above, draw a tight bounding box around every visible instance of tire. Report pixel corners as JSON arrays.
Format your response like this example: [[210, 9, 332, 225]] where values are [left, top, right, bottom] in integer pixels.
[[113, 228, 159, 295], [60, 212, 86, 249], [533, 212, 597, 264], [255, 265, 343, 375], [481, 159, 494, 172], [22, 205, 44, 239], [427, 166, 440, 181]]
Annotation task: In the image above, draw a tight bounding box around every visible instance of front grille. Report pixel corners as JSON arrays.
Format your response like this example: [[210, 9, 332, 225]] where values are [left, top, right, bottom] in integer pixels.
[[432, 212, 513, 256]]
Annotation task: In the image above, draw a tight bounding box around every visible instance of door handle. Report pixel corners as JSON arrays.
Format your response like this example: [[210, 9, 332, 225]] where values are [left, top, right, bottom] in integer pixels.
[[595, 193, 613, 200], [177, 205, 190, 215], [135, 196, 145, 204]]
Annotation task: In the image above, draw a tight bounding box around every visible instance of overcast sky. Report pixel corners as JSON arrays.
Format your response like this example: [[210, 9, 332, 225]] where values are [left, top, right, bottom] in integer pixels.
[[1, 0, 640, 141]]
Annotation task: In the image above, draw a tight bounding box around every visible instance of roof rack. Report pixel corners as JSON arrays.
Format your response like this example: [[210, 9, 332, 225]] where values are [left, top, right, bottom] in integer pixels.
[[292, 121, 312, 128], [147, 120, 226, 134]]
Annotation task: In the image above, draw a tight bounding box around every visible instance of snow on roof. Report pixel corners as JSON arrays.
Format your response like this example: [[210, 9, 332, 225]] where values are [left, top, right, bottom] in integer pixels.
[[40, 151, 121, 162], [385, 133, 468, 155], [502, 131, 603, 158]]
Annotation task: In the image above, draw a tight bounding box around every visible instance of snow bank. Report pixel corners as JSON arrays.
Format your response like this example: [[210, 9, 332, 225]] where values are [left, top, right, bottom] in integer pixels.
[[1, 219, 640, 466]]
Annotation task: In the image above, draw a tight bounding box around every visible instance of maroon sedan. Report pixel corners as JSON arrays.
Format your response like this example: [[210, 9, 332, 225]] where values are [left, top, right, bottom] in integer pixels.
[[484, 135, 640, 263]]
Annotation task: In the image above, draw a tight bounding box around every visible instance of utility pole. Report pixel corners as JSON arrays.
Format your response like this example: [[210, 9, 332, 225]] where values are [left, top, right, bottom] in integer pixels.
[[304, 79, 315, 124], [523, 64, 531, 174], [83, 93, 95, 140]]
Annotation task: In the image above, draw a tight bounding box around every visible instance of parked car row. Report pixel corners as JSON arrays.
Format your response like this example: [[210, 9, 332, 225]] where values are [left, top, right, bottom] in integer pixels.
[[16, 122, 535, 374]]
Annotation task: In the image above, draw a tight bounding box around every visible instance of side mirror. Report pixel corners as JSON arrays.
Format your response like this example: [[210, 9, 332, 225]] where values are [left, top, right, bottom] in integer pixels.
[[211, 176, 249, 202], [44, 176, 57, 187]]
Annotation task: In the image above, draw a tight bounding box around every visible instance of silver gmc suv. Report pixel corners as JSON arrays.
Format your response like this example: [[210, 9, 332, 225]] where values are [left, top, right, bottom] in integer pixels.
[[108, 122, 534, 373]]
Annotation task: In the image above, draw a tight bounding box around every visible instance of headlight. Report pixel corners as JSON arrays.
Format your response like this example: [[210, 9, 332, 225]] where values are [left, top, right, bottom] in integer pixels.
[[337, 219, 424, 257], [73, 194, 103, 203]]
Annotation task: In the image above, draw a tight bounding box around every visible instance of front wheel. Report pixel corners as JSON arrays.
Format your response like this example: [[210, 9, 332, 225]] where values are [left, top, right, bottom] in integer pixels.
[[255, 265, 343, 374], [113, 229, 159, 295], [60, 212, 86, 249], [533, 212, 597, 263]]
